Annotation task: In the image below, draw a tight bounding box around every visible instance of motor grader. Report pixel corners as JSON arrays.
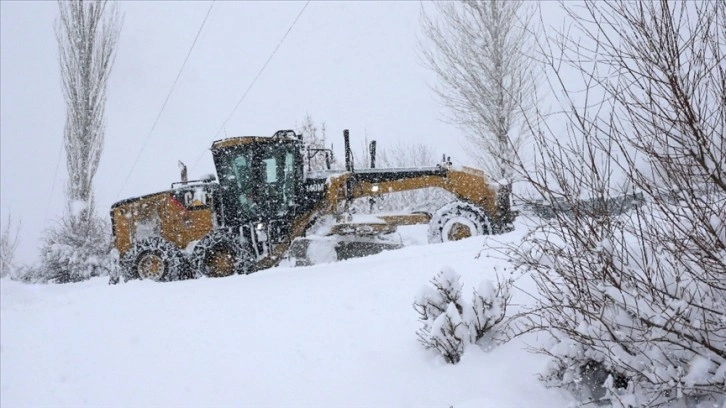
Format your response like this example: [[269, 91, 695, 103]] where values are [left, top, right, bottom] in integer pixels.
[[110, 129, 512, 282]]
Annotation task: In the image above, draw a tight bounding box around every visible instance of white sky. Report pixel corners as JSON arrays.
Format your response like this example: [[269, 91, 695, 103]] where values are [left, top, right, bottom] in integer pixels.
[[0, 1, 565, 265]]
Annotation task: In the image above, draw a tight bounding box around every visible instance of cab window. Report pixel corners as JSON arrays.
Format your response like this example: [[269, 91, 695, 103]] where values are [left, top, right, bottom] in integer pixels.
[[263, 158, 277, 183]]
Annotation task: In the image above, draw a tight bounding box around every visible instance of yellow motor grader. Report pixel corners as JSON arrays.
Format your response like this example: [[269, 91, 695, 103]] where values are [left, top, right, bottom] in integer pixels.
[[109, 129, 512, 282]]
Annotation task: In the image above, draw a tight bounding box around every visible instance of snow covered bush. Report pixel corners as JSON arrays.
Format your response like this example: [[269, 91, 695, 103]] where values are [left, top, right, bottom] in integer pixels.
[[38, 214, 114, 283], [414, 267, 511, 363], [414, 268, 467, 363], [0, 214, 21, 278], [513, 199, 726, 405], [507, 1, 725, 405], [7, 266, 42, 284], [468, 279, 511, 344], [513, 199, 726, 406]]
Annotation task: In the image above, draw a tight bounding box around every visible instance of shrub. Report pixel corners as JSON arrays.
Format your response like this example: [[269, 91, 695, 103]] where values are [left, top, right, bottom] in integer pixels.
[[505, 1, 725, 405], [414, 267, 511, 363], [0, 215, 20, 278], [38, 215, 113, 283]]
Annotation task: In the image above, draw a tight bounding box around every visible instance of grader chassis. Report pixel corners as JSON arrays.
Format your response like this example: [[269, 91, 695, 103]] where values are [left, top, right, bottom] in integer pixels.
[[110, 129, 511, 282]]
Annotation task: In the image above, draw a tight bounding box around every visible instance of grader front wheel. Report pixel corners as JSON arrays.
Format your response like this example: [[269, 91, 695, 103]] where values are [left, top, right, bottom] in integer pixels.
[[428, 201, 492, 244], [446, 221, 473, 241]]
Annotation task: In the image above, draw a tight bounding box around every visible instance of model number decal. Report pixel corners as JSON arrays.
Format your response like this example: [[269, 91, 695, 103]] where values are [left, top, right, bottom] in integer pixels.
[[305, 183, 325, 192]]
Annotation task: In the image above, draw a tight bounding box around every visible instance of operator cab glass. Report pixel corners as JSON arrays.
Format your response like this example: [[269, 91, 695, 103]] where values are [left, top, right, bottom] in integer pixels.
[[226, 153, 256, 219], [213, 139, 302, 226]]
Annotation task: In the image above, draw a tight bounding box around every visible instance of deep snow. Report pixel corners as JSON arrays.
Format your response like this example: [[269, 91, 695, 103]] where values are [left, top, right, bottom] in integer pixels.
[[1, 222, 572, 407]]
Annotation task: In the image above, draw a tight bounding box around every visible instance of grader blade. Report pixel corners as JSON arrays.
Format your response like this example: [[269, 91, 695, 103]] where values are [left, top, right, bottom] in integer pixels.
[[334, 238, 402, 260], [286, 227, 403, 267]]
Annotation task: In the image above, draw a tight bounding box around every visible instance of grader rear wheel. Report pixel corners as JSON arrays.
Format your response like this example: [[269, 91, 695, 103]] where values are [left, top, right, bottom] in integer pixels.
[[137, 253, 165, 280], [428, 201, 491, 244], [192, 231, 253, 277], [120, 237, 188, 282]]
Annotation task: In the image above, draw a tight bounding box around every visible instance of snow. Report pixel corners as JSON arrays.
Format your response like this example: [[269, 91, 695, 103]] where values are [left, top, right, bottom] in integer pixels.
[[347, 213, 386, 224], [302, 237, 339, 265], [0, 222, 572, 407], [683, 356, 714, 388], [69, 199, 87, 218]]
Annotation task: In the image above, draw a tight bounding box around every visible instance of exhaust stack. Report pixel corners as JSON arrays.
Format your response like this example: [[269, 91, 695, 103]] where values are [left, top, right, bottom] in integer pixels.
[[369, 140, 376, 168], [344, 129, 353, 172], [178, 161, 188, 184]]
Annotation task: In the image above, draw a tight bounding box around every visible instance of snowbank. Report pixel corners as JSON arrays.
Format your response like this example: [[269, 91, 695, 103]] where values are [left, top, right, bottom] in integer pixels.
[[1, 224, 571, 407]]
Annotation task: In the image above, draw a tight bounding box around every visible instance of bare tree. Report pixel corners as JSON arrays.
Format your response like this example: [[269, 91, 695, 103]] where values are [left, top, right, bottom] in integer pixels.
[[56, 0, 121, 225], [508, 0, 725, 405], [420, 0, 539, 183], [0, 214, 21, 278], [297, 113, 331, 172], [38, 0, 121, 283]]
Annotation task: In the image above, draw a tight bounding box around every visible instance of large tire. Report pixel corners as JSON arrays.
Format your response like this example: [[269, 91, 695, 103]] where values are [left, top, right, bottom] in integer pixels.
[[428, 201, 492, 244], [191, 231, 253, 277], [120, 237, 188, 282]]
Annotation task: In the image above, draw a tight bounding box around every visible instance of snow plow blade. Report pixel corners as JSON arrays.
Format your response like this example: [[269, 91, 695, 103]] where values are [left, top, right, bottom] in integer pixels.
[[286, 226, 403, 267]]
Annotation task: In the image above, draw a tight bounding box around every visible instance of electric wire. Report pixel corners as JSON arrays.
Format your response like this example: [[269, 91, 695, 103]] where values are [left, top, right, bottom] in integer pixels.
[[116, 1, 215, 199], [190, 0, 311, 172]]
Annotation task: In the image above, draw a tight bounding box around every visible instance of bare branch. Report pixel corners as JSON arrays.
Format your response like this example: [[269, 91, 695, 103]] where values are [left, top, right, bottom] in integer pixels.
[[507, 0, 725, 404], [420, 0, 540, 182], [56, 0, 121, 225]]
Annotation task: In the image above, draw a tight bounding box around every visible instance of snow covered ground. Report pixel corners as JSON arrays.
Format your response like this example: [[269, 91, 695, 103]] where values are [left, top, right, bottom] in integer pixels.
[[1, 221, 573, 407]]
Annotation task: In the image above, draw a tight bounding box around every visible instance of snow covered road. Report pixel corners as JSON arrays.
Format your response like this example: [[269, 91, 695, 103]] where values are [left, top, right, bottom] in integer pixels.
[[1, 225, 571, 407]]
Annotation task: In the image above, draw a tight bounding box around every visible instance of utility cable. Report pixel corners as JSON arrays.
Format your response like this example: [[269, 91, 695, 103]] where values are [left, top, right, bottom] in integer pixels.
[[116, 1, 215, 199], [190, 0, 311, 172]]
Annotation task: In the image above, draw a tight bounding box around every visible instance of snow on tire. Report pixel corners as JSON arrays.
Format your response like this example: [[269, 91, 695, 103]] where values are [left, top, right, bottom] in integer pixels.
[[120, 237, 188, 282], [191, 230, 253, 278], [428, 201, 491, 244]]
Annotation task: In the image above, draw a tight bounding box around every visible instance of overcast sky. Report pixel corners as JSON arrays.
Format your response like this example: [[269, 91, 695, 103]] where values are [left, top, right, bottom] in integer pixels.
[[1, 1, 565, 265]]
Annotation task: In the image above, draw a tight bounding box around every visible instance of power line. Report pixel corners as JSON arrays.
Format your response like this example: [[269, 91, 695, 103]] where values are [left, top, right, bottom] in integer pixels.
[[190, 0, 311, 172], [116, 1, 215, 199]]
